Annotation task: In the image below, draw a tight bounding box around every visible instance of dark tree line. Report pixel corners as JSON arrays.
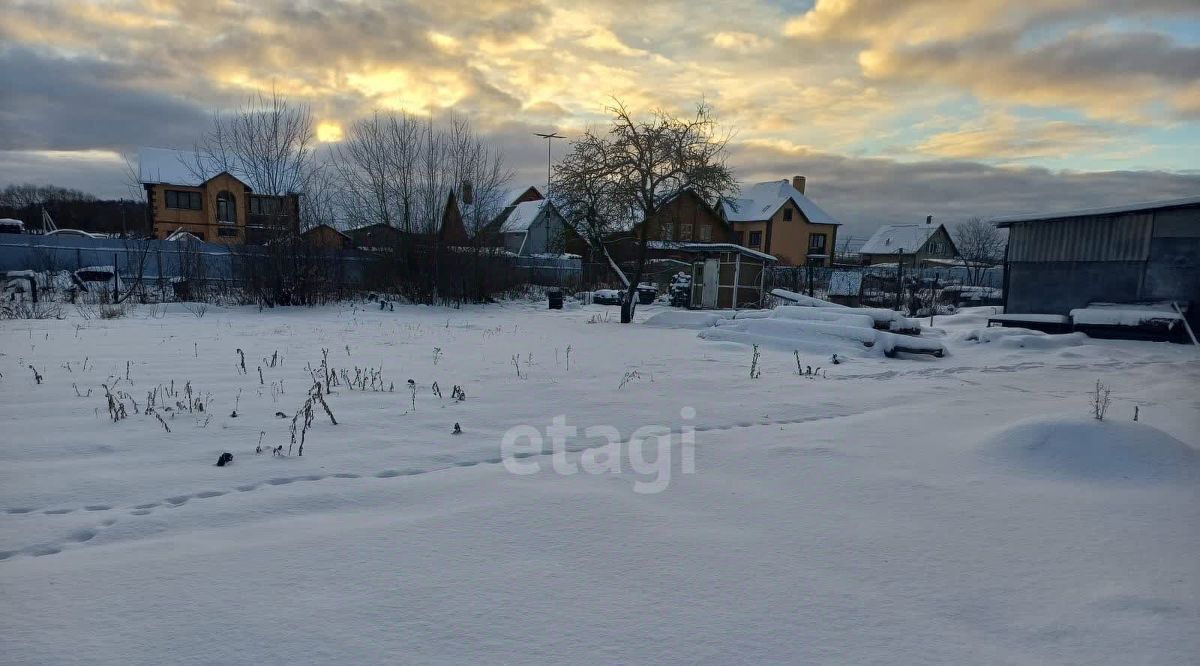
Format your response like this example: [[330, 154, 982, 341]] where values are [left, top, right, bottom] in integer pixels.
[[0, 184, 147, 237]]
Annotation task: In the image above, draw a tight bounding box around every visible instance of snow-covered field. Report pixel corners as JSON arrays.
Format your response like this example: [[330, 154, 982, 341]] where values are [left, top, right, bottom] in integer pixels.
[[2, 301, 1198, 665]]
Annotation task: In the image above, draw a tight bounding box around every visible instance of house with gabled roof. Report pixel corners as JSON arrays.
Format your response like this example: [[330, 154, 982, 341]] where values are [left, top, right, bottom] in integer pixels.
[[481, 187, 567, 256], [138, 147, 300, 245], [719, 176, 841, 266], [859, 218, 959, 267]]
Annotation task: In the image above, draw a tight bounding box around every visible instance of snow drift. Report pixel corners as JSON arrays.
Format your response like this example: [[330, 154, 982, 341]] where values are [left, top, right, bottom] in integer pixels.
[[983, 418, 1200, 483], [961, 328, 1089, 349], [643, 311, 728, 329]]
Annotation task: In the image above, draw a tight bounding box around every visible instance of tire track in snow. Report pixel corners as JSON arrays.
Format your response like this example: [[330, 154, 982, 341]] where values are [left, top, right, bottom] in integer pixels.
[[0, 407, 875, 562]]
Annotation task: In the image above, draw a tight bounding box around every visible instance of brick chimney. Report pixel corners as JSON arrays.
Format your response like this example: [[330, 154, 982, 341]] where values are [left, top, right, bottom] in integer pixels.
[[926, 215, 932, 225], [792, 175, 806, 194]]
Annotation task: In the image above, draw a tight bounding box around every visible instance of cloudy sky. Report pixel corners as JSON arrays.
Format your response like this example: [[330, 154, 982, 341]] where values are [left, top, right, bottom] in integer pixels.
[[1, 0, 1198, 237]]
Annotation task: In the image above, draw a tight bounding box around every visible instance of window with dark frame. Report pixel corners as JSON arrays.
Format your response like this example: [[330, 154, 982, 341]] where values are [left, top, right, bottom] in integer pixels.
[[680, 223, 693, 240], [748, 230, 762, 248], [809, 234, 827, 251], [783, 207, 793, 221], [699, 225, 711, 241], [165, 190, 202, 210], [216, 191, 236, 224], [250, 195, 283, 216]]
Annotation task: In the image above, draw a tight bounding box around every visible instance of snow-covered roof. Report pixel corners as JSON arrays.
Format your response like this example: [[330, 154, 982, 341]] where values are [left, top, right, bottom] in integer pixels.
[[138, 147, 253, 187], [138, 147, 210, 185], [45, 228, 101, 239], [499, 200, 545, 234], [678, 242, 776, 262], [0, 218, 24, 229], [859, 224, 938, 255], [164, 229, 205, 242], [721, 180, 840, 226], [990, 195, 1200, 227]]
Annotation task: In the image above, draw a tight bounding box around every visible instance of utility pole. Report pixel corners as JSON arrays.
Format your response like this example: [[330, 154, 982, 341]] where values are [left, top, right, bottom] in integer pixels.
[[533, 132, 565, 197], [895, 248, 904, 311]]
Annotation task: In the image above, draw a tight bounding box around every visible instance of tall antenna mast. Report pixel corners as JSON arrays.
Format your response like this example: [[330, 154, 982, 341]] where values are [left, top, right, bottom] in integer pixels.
[[533, 132, 565, 198]]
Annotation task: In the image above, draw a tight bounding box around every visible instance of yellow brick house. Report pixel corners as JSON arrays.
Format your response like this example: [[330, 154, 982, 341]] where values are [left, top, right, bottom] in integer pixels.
[[139, 148, 300, 245], [719, 176, 841, 266]]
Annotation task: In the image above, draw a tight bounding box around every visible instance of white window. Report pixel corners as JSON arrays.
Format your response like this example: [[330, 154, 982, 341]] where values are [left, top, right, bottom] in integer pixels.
[[699, 225, 711, 241], [660, 223, 674, 240], [680, 223, 693, 240]]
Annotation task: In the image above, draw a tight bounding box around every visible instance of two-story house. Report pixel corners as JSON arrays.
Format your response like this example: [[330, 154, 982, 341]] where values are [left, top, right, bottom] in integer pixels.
[[719, 177, 841, 266], [859, 218, 960, 267], [139, 147, 300, 245]]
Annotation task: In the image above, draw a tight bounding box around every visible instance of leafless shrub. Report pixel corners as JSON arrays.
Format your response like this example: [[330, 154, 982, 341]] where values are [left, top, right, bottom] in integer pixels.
[[181, 302, 209, 318], [99, 303, 128, 319], [1090, 379, 1112, 421], [2, 300, 65, 320], [618, 370, 642, 390], [101, 383, 127, 422], [288, 381, 337, 456]]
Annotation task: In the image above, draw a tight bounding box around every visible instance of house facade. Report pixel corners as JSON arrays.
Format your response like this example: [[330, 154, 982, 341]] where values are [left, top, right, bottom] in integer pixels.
[[345, 189, 470, 251], [139, 148, 300, 245], [859, 220, 959, 267], [719, 177, 841, 266], [301, 224, 352, 250], [601, 189, 731, 264], [482, 187, 565, 255], [486, 199, 568, 255]]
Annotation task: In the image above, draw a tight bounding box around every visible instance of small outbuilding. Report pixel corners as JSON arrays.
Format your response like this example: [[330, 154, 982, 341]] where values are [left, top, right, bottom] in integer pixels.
[[991, 196, 1200, 332], [680, 243, 776, 309], [301, 224, 352, 250]]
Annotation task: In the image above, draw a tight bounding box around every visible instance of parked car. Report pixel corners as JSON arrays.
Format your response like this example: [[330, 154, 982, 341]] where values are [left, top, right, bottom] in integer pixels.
[[592, 289, 622, 305]]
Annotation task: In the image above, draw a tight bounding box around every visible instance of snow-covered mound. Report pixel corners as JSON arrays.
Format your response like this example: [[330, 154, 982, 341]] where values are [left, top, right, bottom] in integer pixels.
[[983, 418, 1200, 483], [698, 317, 945, 358], [643, 310, 728, 329], [961, 328, 1089, 349], [771, 305, 876, 329]]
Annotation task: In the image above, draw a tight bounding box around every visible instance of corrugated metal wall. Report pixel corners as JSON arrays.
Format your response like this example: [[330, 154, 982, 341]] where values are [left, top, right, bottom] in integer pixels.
[[1007, 213, 1152, 262]]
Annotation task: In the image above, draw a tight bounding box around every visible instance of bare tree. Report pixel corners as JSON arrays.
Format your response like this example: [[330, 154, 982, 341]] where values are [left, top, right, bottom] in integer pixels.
[[952, 217, 1007, 286], [550, 130, 634, 288], [333, 112, 397, 229], [443, 114, 512, 238], [553, 100, 735, 322], [301, 152, 340, 230], [386, 113, 424, 233], [0, 184, 96, 208], [190, 89, 316, 199]]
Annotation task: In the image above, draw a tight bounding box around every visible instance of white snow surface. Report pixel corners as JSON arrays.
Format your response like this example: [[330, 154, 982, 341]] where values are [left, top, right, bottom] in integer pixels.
[[2, 303, 1199, 665], [859, 223, 938, 255], [1070, 307, 1184, 327], [983, 417, 1200, 483]]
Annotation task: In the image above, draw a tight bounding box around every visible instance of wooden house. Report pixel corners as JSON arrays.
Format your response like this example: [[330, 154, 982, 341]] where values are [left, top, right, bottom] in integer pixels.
[[859, 219, 959, 267], [301, 224, 352, 250]]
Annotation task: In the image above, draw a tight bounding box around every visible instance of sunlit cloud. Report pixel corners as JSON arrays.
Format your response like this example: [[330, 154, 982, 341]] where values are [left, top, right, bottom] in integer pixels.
[[0, 0, 1196, 223], [316, 122, 345, 143]]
